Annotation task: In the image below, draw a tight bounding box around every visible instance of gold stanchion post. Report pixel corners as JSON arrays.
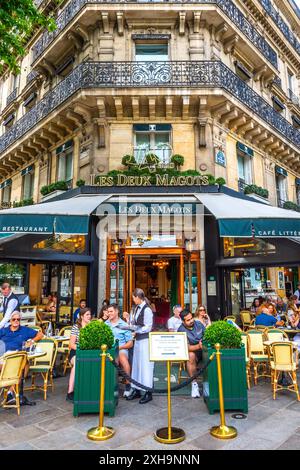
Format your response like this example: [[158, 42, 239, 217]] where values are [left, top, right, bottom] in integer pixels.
[[87, 344, 115, 441], [210, 343, 237, 440], [154, 361, 185, 444]]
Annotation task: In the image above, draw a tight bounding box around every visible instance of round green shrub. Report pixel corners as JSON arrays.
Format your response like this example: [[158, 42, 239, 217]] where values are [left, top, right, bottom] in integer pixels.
[[79, 320, 114, 350], [203, 321, 242, 349], [215, 177, 226, 186], [122, 154, 136, 167], [171, 154, 184, 168], [76, 179, 85, 187]]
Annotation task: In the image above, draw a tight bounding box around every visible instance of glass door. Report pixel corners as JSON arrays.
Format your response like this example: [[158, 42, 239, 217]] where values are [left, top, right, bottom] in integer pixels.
[[184, 258, 199, 313]]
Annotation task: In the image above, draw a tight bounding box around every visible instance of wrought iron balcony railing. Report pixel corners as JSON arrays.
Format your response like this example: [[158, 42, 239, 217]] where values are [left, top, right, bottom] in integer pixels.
[[259, 0, 300, 58], [26, 70, 39, 85], [133, 146, 172, 165], [0, 60, 299, 156], [31, 0, 278, 68], [238, 179, 247, 193], [288, 88, 300, 107], [6, 88, 18, 107], [277, 198, 286, 209]]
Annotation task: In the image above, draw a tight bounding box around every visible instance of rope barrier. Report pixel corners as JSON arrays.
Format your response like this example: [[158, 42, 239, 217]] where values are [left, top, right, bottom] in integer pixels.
[[107, 353, 214, 394]]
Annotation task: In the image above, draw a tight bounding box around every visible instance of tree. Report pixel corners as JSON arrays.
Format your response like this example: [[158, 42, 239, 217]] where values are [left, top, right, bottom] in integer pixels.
[[0, 0, 56, 74]]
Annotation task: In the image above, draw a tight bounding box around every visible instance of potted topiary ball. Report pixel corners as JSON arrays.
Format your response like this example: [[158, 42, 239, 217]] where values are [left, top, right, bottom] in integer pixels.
[[73, 320, 119, 417], [202, 321, 248, 415]]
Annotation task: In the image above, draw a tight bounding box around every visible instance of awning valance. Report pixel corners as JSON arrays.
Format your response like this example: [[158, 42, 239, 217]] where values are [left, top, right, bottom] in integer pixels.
[[195, 193, 300, 238], [0, 194, 111, 236]]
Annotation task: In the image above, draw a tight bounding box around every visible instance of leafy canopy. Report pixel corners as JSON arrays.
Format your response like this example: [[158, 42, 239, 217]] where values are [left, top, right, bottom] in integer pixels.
[[0, 0, 56, 73], [203, 321, 242, 349]]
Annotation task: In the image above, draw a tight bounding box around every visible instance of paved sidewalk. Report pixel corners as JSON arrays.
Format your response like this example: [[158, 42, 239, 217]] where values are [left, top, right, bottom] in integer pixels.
[[1, 374, 300, 450]]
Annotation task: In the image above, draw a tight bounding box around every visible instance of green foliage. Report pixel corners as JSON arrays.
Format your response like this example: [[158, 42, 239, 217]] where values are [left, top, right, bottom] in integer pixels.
[[76, 179, 85, 187], [215, 177, 226, 186], [0, 263, 25, 284], [203, 321, 242, 349], [13, 197, 33, 207], [244, 184, 269, 199], [145, 153, 160, 165], [79, 320, 115, 350], [283, 201, 300, 212], [171, 154, 184, 168], [40, 180, 68, 196], [121, 154, 136, 167], [0, 0, 57, 74]]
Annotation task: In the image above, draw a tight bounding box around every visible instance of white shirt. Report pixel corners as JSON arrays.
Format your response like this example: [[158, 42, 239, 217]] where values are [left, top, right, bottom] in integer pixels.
[[167, 316, 182, 332], [133, 301, 153, 334], [294, 290, 300, 302], [0, 293, 19, 329]]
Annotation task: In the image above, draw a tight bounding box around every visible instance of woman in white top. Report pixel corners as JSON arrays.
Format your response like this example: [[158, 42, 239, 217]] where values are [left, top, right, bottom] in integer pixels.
[[66, 307, 91, 402], [195, 305, 212, 328]]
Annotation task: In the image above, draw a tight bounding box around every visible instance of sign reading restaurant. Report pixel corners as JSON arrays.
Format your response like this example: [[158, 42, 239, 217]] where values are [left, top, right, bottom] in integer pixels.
[[93, 174, 209, 187]]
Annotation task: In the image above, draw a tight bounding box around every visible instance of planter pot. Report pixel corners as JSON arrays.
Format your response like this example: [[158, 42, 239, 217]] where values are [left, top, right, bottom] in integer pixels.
[[73, 345, 118, 417], [246, 193, 270, 205], [41, 190, 67, 202], [202, 344, 248, 415]]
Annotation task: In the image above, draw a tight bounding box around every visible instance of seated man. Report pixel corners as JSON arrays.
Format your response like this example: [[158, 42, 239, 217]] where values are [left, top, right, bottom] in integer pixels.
[[106, 303, 133, 398], [0, 311, 44, 403], [255, 305, 283, 327], [167, 304, 183, 332], [73, 299, 87, 323], [177, 310, 205, 398]]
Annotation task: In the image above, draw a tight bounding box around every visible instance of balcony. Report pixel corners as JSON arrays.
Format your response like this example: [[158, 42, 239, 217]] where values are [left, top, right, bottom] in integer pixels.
[[0, 60, 299, 156], [238, 179, 247, 193], [31, 0, 277, 68], [133, 146, 172, 165], [288, 89, 300, 107], [6, 88, 18, 107], [259, 0, 300, 57], [26, 70, 39, 85]]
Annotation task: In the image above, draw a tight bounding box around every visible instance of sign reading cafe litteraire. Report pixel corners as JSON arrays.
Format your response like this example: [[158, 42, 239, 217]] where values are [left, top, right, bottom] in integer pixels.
[[94, 174, 209, 187]]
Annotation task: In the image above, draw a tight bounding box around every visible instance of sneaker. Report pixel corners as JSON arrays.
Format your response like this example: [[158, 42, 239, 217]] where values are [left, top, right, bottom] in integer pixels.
[[191, 381, 200, 398], [6, 392, 16, 405], [123, 384, 132, 398], [66, 392, 74, 402]]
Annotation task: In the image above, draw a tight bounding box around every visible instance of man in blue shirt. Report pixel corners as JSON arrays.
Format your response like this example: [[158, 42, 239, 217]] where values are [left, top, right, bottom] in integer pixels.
[[73, 299, 87, 323], [0, 311, 43, 353], [106, 303, 133, 397], [256, 306, 282, 327], [178, 310, 205, 398]]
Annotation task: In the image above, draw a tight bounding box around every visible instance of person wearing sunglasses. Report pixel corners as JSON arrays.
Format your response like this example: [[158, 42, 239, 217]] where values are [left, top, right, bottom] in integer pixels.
[[0, 311, 43, 355], [195, 305, 211, 328]]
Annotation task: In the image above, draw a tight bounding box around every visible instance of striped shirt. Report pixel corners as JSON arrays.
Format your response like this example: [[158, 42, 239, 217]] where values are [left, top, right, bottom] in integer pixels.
[[71, 324, 80, 345]]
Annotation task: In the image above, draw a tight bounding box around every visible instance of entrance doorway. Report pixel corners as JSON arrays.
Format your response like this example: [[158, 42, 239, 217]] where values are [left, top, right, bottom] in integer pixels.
[[106, 241, 201, 320]]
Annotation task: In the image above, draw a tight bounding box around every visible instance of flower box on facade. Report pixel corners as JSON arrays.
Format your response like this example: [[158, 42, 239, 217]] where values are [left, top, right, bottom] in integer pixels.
[[73, 345, 118, 417], [202, 343, 248, 415]]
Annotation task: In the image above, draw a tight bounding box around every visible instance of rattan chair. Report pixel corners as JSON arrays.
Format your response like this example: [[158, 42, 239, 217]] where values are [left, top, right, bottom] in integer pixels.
[[36, 312, 50, 333], [241, 333, 251, 389], [223, 316, 236, 322], [270, 342, 300, 401], [240, 311, 253, 331], [26, 339, 58, 400], [265, 328, 288, 342], [57, 326, 72, 375], [0, 351, 27, 415], [247, 330, 270, 384]]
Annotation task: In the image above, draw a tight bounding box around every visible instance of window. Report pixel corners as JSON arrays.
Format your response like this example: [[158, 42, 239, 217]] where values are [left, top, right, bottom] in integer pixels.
[[272, 95, 285, 113], [56, 141, 73, 182], [22, 167, 34, 200], [135, 43, 168, 62], [237, 154, 252, 191], [1, 184, 11, 205], [234, 61, 252, 82], [134, 124, 172, 164], [296, 183, 300, 206], [275, 174, 287, 208]]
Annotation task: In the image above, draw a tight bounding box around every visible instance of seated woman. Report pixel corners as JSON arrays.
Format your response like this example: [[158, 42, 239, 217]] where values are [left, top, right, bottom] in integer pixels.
[[251, 298, 261, 315], [195, 305, 211, 328], [66, 308, 91, 402], [97, 305, 109, 321], [289, 312, 300, 352], [287, 296, 300, 321], [255, 303, 284, 327]]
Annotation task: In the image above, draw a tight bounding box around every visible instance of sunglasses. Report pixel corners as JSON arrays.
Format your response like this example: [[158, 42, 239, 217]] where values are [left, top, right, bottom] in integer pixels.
[[11, 318, 21, 322], [198, 309, 206, 312]]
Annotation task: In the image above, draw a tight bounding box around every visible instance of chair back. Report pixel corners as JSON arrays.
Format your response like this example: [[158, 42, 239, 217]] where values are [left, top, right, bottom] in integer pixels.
[[272, 342, 294, 366], [59, 326, 72, 337], [33, 339, 57, 369], [266, 329, 285, 342], [247, 330, 265, 354], [0, 352, 27, 382], [224, 315, 236, 322], [241, 333, 249, 361], [241, 311, 252, 325], [31, 326, 42, 333]]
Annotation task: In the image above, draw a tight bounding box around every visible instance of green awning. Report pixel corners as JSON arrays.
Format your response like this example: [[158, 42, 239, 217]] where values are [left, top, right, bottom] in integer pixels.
[[0, 194, 111, 236], [195, 193, 300, 238]]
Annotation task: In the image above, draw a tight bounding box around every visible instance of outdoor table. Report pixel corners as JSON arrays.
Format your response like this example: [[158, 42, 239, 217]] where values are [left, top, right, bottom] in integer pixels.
[[279, 329, 300, 340]]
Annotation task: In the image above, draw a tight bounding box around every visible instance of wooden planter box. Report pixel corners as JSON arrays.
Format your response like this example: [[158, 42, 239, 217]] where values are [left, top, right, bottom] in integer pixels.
[[73, 345, 118, 417], [202, 343, 248, 415]]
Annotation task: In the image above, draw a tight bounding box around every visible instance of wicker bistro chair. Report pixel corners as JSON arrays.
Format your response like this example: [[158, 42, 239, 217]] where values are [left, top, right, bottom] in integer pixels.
[[270, 342, 300, 401], [0, 352, 27, 415], [26, 339, 58, 400], [247, 330, 270, 384], [265, 328, 288, 342], [241, 333, 251, 389], [240, 311, 253, 331], [223, 316, 236, 322], [57, 326, 72, 375]]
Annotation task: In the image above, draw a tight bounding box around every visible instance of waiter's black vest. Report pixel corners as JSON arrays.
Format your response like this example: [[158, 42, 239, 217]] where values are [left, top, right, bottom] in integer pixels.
[[133, 303, 152, 341], [3, 292, 20, 314]]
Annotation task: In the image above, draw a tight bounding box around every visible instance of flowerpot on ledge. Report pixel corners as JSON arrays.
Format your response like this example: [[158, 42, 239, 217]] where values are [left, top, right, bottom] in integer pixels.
[[73, 344, 119, 417], [202, 343, 248, 415]]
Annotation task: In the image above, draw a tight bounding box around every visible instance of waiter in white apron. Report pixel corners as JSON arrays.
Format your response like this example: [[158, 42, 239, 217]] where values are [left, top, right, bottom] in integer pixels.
[[126, 288, 154, 404]]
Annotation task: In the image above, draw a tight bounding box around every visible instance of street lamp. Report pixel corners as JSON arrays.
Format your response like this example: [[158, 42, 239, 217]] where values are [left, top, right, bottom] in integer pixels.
[[112, 239, 123, 304], [185, 239, 194, 312]]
